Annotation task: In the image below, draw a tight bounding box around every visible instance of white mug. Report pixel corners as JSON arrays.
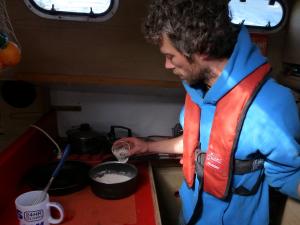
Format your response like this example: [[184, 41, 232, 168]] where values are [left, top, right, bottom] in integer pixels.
[[15, 190, 64, 225]]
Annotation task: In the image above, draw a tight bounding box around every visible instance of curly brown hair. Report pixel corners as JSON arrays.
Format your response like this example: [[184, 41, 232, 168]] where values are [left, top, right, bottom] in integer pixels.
[[143, 0, 238, 59]]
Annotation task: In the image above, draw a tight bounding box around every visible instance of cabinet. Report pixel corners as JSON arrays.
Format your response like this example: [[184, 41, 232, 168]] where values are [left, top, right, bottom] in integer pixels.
[[152, 161, 183, 225]]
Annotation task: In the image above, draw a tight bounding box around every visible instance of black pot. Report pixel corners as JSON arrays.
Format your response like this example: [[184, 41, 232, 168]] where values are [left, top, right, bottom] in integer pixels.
[[66, 124, 132, 155], [66, 123, 110, 154], [89, 161, 138, 199]]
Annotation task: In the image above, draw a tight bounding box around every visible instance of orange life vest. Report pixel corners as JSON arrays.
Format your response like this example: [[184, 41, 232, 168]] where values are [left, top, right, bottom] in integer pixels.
[[182, 63, 271, 199]]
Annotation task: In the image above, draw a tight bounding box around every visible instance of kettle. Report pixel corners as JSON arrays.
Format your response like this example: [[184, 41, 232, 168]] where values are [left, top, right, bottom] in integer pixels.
[[66, 124, 132, 154], [66, 123, 110, 154]]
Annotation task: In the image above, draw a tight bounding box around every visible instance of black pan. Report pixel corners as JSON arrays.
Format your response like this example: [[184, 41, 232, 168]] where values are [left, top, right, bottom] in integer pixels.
[[25, 160, 91, 195]]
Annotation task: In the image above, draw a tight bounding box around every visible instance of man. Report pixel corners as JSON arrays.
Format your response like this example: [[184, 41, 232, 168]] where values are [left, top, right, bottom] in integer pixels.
[[114, 0, 300, 224]]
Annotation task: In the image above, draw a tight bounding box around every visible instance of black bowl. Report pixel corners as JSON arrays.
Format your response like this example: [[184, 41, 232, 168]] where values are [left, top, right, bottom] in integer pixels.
[[89, 161, 138, 199]]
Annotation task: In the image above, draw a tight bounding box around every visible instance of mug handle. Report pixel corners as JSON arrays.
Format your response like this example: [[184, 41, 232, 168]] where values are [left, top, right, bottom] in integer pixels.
[[47, 202, 64, 224]]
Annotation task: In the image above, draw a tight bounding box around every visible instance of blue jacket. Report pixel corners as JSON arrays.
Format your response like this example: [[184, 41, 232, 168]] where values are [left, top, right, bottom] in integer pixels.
[[179, 26, 300, 225]]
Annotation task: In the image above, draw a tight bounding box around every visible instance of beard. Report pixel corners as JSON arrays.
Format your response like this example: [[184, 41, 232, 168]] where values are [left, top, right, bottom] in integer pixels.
[[184, 67, 214, 86]]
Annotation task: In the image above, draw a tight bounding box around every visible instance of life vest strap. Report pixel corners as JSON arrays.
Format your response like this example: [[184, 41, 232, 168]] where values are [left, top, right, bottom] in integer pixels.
[[232, 170, 265, 196], [195, 149, 265, 196], [195, 150, 264, 175]]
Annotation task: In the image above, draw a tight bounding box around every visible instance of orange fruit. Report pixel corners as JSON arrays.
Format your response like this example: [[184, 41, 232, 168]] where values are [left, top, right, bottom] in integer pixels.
[[0, 41, 21, 67]]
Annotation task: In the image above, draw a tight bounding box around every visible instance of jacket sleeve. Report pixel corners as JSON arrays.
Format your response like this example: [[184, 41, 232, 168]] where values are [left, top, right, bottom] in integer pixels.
[[258, 86, 300, 200]]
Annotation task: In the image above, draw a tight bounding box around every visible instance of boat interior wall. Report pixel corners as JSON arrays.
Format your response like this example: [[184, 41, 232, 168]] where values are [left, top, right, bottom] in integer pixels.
[[4, 0, 176, 84], [1, 0, 298, 144], [2, 0, 294, 86], [283, 0, 300, 65], [50, 88, 184, 138], [264, 28, 286, 77], [0, 81, 50, 150]]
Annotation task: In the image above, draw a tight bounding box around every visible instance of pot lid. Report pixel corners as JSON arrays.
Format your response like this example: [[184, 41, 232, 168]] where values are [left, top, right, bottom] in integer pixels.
[[67, 123, 102, 140]]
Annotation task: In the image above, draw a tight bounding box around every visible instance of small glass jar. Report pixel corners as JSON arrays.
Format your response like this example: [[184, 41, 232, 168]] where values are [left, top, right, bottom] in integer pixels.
[[111, 141, 130, 163]]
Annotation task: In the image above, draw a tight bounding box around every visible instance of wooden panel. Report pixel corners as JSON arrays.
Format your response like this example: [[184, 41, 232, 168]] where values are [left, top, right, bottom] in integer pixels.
[[5, 0, 176, 82], [1, 72, 182, 88]]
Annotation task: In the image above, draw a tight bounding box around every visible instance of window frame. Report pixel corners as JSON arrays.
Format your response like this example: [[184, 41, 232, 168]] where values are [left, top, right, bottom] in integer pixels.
[[24, 0, 119, 22], [229, 0, 288, 33]]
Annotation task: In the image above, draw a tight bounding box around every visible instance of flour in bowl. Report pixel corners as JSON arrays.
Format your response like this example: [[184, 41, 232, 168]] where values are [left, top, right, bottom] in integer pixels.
[[94, 173, 131, 184]]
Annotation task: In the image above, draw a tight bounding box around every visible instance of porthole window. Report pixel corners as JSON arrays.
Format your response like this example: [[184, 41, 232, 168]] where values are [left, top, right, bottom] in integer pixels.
[[229, 0, 287, 32], [24, 0, 119, 22]]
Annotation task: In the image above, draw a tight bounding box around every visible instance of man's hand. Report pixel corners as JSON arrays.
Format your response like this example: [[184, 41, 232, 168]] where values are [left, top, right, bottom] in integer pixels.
[[112, 135, 184, 156], [298, 183, 300, 198], [113, 137, 149, 156]]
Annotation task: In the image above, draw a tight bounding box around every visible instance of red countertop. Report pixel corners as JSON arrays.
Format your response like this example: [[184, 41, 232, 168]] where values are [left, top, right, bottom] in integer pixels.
[[0, 111, 161, 225], [51, 163, 158, 225]]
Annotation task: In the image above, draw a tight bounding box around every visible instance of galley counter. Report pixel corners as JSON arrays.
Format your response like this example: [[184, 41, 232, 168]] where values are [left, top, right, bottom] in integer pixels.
[[0, 111, 162, 225]]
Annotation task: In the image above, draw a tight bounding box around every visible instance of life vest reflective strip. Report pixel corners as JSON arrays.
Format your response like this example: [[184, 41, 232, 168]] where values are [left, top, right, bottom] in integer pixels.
[[183, 63, 271, 199]]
